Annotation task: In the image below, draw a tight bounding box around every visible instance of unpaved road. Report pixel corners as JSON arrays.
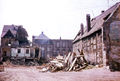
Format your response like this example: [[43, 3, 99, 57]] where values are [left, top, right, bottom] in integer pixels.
[[0, 66, 120, 81]]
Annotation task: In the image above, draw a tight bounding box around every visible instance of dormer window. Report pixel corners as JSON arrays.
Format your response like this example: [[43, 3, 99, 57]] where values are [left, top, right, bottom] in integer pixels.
[[103, 13, 111, 20]]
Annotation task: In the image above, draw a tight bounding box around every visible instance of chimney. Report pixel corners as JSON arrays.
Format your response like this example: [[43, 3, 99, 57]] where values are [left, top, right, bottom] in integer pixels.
[[81, 23, 84, 35], [42, 32, 43, 34], [101, 10, 104, 13], [60, 37, 61, 40], [86, 14, 91, 32]]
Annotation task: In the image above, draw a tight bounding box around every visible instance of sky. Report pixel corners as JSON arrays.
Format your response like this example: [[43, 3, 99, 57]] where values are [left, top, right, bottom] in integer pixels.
[[0, 0, 120, 40]]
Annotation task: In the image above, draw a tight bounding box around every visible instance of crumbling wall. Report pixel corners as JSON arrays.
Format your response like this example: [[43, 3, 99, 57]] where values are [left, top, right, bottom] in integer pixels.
[[11, 48, 30, 58], [1, 38, 17, 47], [30, 48, 35, 58], [1, 47, 11, 57]]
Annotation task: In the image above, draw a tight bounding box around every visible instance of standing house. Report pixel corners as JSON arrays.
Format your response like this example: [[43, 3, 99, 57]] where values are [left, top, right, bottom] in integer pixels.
[[73, 2, 120, 68], [52, 38, 73, 57], [33, 32, 53, 60], [33, 32, 73, 60]]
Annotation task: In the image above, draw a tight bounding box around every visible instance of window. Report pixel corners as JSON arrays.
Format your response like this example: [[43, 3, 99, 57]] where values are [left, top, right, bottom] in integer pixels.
[[68, 48, 71, 52], [8, 40, 11, 44], [18, 49, 21, 53], [41, 47, 44, 51], [57, 42, 59, 47], [57, 49, 59, 51], [62, 49, 65, 51], [47, 47, 50, 51], [26, 49, 29, 54], [63, 42, 65, 47]]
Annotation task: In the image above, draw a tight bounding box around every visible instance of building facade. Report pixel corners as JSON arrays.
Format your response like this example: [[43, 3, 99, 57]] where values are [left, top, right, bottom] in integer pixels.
[[32, 32, 73, 59], [73, 3, 120, 70]]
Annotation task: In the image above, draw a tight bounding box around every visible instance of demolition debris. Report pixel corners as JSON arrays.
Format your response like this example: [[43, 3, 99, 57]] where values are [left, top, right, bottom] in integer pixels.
[[39, 52, 88, 72], [0, 62, 4, 72]]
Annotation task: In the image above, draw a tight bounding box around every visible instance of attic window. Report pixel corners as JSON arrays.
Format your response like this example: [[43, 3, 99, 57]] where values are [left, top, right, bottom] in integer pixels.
[[103, 13, 111, 20]]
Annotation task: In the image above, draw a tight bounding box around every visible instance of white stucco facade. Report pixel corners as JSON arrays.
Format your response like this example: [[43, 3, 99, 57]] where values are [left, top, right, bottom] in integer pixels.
[[11, 48, 30, 58]]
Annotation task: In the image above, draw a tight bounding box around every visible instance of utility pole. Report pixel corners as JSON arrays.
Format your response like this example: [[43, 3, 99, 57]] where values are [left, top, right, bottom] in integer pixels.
[[107, 0, 110, 8]]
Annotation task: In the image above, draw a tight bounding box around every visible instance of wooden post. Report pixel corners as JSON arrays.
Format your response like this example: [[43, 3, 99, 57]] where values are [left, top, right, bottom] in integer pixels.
[[96, 33, 98, 64], [102, 27, 107, 66]]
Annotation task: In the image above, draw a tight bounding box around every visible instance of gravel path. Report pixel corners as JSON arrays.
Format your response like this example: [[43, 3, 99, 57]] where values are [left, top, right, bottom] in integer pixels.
[[0, 66, 120, 81]]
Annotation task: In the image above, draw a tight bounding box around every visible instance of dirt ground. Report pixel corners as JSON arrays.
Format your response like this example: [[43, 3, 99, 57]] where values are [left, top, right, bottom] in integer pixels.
[[0, 66, 120, 81]]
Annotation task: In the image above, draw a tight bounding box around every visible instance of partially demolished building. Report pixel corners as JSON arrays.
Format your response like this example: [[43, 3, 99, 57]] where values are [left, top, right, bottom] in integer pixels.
[[73, 2, 120, 69], [1, 25, 41, 61]]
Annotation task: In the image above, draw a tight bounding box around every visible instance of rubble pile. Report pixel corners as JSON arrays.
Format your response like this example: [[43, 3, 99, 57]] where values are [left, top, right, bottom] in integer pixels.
[[48, 55, 65, 72], [65, 52, 88, 71], [10, 58, 39, 66], [26, 61, 39, 66], [0, 62, 4, 72], [39, 52, 88, 72], [11, 59, 25, 65], [0, 65, 4, 72]]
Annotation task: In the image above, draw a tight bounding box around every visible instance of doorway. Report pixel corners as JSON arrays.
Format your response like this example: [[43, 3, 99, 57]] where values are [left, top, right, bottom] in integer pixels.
[[35, 48, 39, 58]]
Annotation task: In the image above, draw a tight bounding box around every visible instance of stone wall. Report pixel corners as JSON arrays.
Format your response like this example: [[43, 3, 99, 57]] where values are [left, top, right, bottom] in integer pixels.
[[73, 30, 103, 65], [102, 7, 120, 66], [73, 4, 120, 68]]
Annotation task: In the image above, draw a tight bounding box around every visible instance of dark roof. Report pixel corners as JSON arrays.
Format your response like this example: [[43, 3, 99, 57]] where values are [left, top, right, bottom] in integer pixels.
[[1, 25, 28, 38], [73, 2, 120, 43], [33, 32, 53, 45], [34, 32, 50, 40], [3, 29, 14, 38], [1, 25, 19, 38]]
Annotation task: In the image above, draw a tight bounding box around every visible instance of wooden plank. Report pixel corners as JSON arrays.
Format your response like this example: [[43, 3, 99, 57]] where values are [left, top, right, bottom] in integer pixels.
[[69, 58, 77, 71]]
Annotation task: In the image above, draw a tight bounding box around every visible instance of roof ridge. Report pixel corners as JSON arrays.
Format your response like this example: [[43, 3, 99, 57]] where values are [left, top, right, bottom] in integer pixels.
[[38, 32, 50, 40]]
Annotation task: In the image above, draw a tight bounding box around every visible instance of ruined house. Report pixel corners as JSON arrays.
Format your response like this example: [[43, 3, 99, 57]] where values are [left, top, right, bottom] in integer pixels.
[[10, 46, 41, 60], [33, 32, 73, 60], [73, 2, 120, 69], [1, 25, 41, 61]]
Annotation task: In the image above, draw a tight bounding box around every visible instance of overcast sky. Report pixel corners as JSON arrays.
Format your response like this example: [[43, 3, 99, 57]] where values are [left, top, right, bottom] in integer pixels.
[[0, 0, 120, 40]]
